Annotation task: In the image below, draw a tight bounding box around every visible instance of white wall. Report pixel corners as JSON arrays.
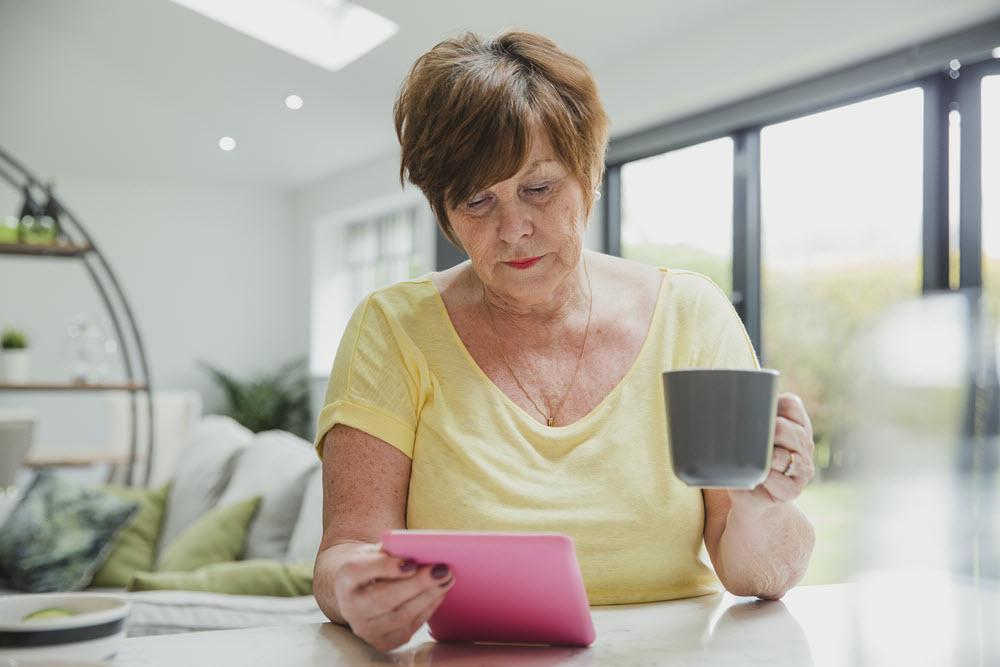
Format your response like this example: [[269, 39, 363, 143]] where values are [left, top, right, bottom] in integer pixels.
[[0, 179, 308, 452]]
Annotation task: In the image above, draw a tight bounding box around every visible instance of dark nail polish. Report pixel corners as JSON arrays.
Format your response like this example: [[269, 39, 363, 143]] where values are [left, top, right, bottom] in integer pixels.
[[400, 560, 416, 572], [431, 564, 450, 579]]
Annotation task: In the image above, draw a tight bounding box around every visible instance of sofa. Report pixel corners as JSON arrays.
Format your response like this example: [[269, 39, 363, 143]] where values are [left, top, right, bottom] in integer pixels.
[[2, 415, 331, 637]]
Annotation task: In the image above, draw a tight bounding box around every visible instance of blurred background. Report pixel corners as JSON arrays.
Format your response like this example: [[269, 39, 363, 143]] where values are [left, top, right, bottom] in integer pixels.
[[1, 0, 999, 587]]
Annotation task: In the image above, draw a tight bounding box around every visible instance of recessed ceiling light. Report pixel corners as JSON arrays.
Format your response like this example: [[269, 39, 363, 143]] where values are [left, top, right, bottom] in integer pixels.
[[285, 94, 304, 110], [218, 136, 237, 151], [949, 59, 961, 70], [993, 46, 1000, 59], [170, 0, 398, 72]]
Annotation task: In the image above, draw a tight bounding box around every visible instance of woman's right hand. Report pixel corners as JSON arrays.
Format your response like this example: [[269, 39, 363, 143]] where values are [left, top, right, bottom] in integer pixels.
[[334, 544, 456, 653]]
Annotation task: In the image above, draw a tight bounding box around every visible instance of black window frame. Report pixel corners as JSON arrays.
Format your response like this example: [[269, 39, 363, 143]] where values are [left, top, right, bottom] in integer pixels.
[[603, 18, 1000, 357]]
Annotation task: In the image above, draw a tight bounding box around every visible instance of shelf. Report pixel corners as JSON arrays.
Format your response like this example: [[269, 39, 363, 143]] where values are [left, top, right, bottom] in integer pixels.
[[0, 381, 148, 392], [0, 242, 92, 257], [3, 146, 155, 486], [24, 453, 131, 468]]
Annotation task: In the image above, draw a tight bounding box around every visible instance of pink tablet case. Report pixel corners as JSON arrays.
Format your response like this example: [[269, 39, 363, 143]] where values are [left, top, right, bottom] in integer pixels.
[[380, 530, 596, 647]]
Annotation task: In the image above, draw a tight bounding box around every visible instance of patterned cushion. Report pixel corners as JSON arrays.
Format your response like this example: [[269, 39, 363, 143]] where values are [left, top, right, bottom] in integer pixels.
[[0, 472, 138, 592]]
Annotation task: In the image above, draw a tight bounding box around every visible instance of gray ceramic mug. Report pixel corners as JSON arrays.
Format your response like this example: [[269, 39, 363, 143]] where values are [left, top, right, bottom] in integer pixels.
[[662, 368, 780, 488]]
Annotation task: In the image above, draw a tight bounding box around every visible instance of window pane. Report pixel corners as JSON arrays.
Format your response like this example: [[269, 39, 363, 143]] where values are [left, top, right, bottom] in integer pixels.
[[761, 88, 923, 585], [762, 87, 923, 462], [982, 76, 1000, 318], [620, 138, 733, 293], [311, 203, 433, 377]]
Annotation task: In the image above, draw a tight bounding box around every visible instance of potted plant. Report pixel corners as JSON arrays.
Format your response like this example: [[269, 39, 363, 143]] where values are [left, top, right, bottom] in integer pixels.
[[1, 329, 31, 383], [200, 357, 311, 439], [0, 216, 18, 244]]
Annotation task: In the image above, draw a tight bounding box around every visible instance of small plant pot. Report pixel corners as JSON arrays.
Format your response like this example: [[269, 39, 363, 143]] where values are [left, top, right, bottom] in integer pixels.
[[0, 217, 18, 244], [21, 216, 57, 245], [1, 350, 30, 383]]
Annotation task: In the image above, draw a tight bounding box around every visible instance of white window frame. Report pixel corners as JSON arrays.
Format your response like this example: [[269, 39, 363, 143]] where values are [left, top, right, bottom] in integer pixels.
[[310, 192, 434, 377]]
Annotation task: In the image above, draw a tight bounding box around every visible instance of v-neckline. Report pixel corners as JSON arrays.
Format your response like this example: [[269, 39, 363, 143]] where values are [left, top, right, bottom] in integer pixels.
[[427, 268, 668, 432]]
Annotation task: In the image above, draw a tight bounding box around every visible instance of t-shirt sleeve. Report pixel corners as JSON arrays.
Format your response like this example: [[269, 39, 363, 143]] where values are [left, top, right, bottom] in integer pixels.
[[689, 274, 760, 370], [313, 294, 429, 460]]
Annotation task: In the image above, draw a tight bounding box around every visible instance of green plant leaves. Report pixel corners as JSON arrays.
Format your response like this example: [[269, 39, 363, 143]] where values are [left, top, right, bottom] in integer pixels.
[[199, 358, 311, 439], [1, 328, 28, 349]]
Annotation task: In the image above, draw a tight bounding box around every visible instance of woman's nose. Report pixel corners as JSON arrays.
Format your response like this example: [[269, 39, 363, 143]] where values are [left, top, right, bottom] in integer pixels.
[[496, 199, 533, 244]]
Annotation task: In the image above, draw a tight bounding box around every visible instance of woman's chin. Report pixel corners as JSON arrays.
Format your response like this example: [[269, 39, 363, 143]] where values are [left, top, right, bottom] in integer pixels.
[[497, 280, 561, 307]]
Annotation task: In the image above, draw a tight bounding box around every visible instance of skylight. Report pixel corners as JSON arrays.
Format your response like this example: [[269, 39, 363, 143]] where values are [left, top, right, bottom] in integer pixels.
[[170, 0, 398, 72]]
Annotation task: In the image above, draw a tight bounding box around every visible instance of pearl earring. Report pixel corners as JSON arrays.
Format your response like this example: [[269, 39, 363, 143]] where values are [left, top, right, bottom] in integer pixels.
[[594, 189, 602, 201]]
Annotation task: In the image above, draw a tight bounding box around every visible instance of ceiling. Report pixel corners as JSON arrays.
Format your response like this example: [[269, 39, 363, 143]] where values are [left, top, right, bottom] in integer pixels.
[[1, 0, 998, 192]]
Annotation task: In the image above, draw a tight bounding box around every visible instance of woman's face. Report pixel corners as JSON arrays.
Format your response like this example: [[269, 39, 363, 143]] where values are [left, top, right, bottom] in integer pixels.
[[447, 128, 589, 309]]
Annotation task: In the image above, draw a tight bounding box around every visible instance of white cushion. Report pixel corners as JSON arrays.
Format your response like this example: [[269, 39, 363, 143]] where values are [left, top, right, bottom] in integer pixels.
[[216, 430, 319, 561], [285, 467, 324, 564], [158, 415, 252, 552], [0, 409, 35, 489], [104, 390, 203, 487]]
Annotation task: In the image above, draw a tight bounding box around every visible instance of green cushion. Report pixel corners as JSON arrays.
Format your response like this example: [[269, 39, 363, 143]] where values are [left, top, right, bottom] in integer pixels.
[[128, 559, 313, 597], [0, 472, 138, 592], [90, 484, 170, 588], [156, 496, 261, 572]]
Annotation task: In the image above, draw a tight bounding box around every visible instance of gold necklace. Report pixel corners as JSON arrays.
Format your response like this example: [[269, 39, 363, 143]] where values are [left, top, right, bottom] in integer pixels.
[[482, 256, 593, 427]]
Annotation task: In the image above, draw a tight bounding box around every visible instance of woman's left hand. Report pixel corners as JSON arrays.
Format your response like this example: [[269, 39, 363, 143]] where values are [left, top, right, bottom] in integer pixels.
[[730, 393, 815, 507]]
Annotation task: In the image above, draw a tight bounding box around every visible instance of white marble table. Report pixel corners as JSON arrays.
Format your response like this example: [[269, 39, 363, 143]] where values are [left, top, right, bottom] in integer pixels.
[[114, 572, 1000, 666]]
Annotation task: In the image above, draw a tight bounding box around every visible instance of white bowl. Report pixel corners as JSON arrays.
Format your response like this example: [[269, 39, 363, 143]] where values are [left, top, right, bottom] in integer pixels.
[[0, 593, 130, 661]]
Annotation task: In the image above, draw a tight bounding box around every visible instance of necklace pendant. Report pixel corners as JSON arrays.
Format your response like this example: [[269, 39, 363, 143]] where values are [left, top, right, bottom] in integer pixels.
[[547, 417, 555, 427]]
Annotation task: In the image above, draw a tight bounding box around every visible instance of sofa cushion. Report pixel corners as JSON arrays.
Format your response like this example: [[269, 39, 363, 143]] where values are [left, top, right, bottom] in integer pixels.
[[216, 430, 318, 560], [285, 467, 324, 564], [158, 416, 252, 552], [129, 559, 312, 597], [157, 496, 261, 572], [91, 483, 170, 588], [0, 472, 138, 592]]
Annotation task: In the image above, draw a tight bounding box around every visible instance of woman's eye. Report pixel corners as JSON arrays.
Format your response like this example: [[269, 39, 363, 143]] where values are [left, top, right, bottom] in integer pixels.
[[467, 197, 487, 210], [525, 184, 550, 196]]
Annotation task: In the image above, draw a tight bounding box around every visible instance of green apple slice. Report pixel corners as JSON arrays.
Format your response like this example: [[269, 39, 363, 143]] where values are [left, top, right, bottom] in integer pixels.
[[21, 607, 76, 622]]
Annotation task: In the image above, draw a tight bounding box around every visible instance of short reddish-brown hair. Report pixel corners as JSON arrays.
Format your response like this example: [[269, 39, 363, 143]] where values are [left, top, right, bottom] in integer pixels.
[[393, 30, 610, 249]]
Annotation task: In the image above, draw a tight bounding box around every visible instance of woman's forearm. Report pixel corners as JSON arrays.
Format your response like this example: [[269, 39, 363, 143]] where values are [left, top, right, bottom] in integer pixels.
[[715, 500, 815, 599], [313, 540, 375, 625]]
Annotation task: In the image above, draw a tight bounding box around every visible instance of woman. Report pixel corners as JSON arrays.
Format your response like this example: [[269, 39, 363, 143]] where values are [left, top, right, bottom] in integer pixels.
[[312, 30, 816, 653]]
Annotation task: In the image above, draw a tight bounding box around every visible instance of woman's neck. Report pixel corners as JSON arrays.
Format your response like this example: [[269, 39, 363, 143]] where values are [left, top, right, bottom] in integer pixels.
[[473, 254, 592, 348]]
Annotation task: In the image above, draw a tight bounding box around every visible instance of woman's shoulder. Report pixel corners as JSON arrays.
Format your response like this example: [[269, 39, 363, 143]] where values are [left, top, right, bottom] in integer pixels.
[[662, 271, 735, 319], [592, 253, 731, 312], [587, 252, 663, 335], [587, 251, 661, 293], [357, 274, 442, 325], [591, 253, 711, 291], [661, 267, 729, 298]]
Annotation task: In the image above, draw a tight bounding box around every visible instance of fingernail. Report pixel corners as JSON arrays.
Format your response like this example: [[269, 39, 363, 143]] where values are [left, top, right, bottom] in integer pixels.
[[431, 564, 450, 579], [399, 560, 416, 572], [439, 576, 454, 589]]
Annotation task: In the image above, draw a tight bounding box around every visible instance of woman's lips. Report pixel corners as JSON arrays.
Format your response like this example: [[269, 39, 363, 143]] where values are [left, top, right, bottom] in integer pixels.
[[505, 255, 543, 269]]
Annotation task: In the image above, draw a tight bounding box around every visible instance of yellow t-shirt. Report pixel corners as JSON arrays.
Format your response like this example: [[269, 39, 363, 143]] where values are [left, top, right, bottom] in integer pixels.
[[314, 268, 759, 605]]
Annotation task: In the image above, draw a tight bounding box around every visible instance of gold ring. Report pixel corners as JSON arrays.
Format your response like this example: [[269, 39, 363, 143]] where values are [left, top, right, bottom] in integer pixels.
[[782, 451, 796, 477]]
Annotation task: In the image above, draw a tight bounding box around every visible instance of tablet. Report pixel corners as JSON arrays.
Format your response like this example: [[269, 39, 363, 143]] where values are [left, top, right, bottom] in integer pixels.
[[380, 530, 596, 647]]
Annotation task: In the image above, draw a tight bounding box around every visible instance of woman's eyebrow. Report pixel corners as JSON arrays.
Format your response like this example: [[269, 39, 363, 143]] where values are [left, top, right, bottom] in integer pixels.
[[524, 159, 558, 174]]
